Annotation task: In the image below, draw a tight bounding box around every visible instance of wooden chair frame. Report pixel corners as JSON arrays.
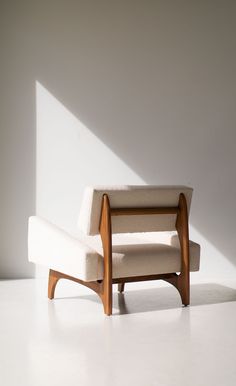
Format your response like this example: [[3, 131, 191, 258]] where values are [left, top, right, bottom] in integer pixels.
[[48, 193, 190, 315]]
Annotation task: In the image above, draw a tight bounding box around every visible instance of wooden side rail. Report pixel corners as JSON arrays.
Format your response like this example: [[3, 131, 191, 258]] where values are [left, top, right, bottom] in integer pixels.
[[113, 273, 177, 284], [111, 207, 179, 216]]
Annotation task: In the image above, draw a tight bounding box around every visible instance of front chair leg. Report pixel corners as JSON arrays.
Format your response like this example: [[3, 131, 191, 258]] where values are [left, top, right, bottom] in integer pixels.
[[48, 269, 60, 299], [177, 273, 190, 306], [101, 280, 113, 316], [99, 194, 113, 316], [47, 269, 112, 314], [164, 272, 189, 307]]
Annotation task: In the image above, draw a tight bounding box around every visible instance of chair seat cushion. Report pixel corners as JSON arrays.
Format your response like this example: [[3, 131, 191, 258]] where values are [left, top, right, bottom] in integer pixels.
[[86, 233, 200, 279], [28, 217, 200, 282]]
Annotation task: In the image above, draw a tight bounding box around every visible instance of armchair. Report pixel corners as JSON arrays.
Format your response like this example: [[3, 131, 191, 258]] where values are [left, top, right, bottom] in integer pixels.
[[28, 186, 200, 315]]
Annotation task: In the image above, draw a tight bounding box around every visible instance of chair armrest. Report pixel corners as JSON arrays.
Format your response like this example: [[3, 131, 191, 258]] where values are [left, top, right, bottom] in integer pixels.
[[28, 216, 100, 280], [170, 234, 201, 270]]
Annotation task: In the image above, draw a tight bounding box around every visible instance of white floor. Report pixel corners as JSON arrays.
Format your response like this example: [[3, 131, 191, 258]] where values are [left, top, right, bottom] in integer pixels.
[[1, 278, 236, 386]]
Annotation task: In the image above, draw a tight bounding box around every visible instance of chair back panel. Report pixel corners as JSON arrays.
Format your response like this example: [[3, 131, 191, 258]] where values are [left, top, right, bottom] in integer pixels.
[[78, 186, 193, 235]]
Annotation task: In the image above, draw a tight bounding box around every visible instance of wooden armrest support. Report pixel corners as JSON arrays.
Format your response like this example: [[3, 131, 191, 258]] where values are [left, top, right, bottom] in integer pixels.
[[97, 192, 190, 314]]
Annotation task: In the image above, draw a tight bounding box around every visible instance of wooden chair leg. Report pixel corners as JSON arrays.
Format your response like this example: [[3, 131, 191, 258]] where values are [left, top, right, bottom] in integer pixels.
[[175, 192, 190, 307], [101, 281, 113, 316], [99, 194, 113, 316], [164, 272, 189, 307], [47, 269, 111, 314], [48, 269, 60, 299], [118, 282, 125, 293], [177, 273, 190, 306]]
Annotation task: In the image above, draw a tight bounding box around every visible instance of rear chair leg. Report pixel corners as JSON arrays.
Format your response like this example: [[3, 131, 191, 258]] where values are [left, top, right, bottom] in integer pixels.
[[48, 269, 60, 299], [118, 282, 125, 293]]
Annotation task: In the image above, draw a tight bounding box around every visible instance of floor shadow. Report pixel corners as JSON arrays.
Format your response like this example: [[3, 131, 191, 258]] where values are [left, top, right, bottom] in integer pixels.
[[55, 283, 236, 315]]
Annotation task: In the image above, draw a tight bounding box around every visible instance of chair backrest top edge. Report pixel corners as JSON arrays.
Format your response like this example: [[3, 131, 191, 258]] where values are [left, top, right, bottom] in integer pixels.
[[85, 185, 193, 192]]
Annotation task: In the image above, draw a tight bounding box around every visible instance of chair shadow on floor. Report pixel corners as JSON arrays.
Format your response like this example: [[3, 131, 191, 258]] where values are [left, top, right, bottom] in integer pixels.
[[55, 282, 236, 315]]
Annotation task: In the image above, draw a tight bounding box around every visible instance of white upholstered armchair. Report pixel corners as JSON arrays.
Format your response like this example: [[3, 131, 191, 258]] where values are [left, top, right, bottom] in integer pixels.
[[28, 186, 200, 315]]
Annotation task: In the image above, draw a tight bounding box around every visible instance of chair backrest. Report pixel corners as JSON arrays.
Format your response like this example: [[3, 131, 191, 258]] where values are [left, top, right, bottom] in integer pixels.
[[77, 185, 193, 235]]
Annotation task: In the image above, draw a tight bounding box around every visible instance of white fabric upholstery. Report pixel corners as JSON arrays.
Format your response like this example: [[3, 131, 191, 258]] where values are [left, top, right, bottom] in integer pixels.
[[78, 185, 193, 235], [28, 216, 200, 282], [28, 217, 101, 280]]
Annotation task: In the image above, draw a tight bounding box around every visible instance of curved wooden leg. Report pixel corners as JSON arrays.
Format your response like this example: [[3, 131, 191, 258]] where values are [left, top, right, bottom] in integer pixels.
[[177, 273, 190, 306], [164, 273, 189, 306], [118, 282, 125, 293], [48, 269, 60, 299], [47, 269, 113, 315]]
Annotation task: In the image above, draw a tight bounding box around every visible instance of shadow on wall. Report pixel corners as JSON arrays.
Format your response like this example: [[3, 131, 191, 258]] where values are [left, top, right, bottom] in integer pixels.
[[1, 2, 36, 278], [2, 1, 236, 277], [34, 1, 236, 271]]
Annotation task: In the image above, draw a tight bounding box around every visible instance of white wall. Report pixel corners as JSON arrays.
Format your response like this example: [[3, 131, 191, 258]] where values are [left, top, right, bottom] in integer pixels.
[[1, 0, 236, 280]]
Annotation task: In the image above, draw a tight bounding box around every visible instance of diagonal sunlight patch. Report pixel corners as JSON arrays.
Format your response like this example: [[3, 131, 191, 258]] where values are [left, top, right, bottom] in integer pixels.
[[36, 81, 144, 233], [36, 81, 236, 280]]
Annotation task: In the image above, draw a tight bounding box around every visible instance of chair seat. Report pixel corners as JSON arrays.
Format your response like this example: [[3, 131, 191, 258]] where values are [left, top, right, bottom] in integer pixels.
[[28, 217, 200, 282]]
